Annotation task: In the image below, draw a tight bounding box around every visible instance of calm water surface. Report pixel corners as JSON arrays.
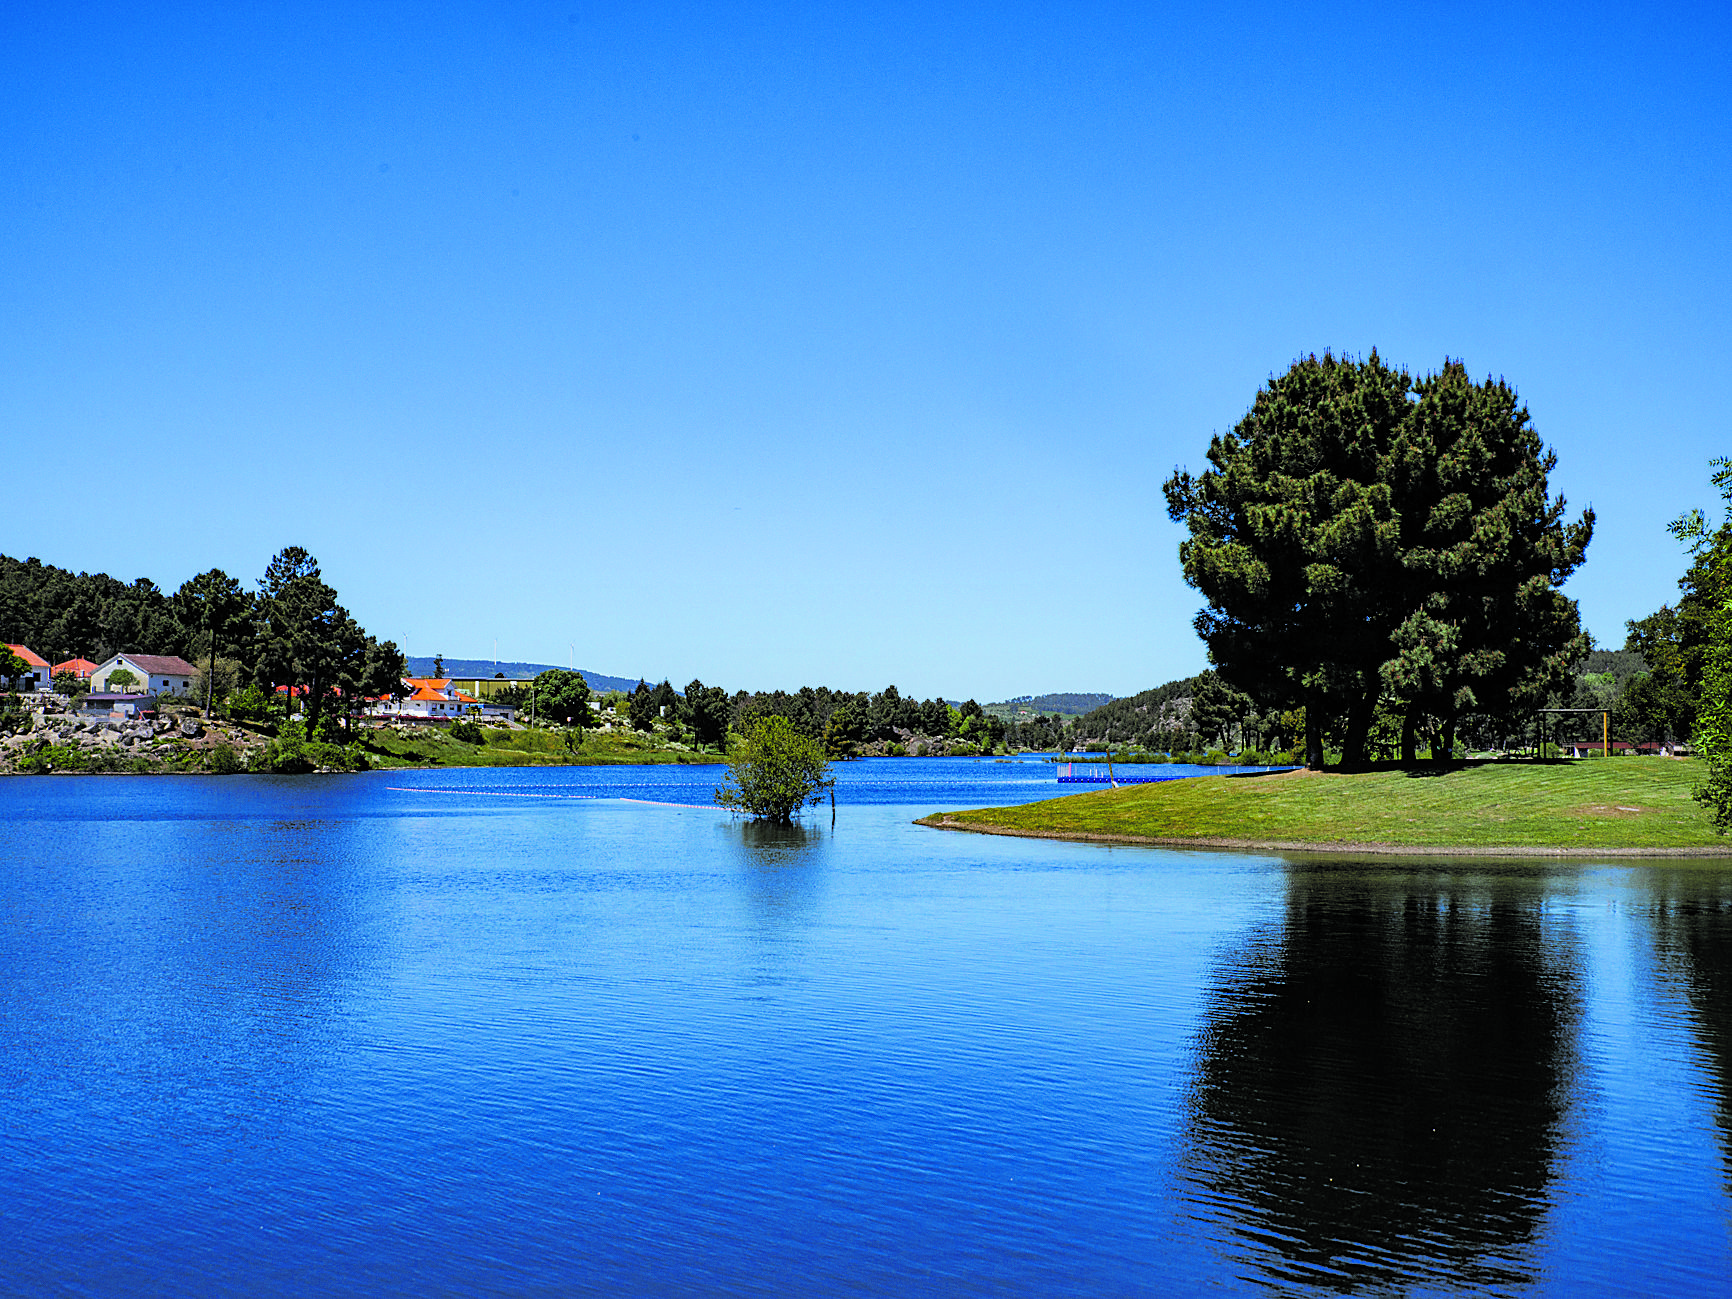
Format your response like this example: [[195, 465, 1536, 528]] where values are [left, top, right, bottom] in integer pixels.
[[0, 757, 1728, 1296]]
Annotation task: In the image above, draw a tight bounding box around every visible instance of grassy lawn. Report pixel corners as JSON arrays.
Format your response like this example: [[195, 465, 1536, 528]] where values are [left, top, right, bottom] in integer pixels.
[[356, 726, 727, 769], [923, 758, 1732, 853]]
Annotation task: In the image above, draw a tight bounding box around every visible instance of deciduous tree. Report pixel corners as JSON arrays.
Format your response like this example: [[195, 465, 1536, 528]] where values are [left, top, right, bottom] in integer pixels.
[[533, 669, 594, 728], [715, 714, 834, 823]]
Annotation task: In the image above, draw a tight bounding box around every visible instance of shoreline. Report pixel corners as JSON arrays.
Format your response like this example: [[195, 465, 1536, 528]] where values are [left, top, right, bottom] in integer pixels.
[[915, 813, 1732, 859]]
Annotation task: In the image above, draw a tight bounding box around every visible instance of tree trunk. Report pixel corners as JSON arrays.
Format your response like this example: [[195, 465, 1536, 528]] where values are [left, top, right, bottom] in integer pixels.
[[205, 631, 217, 719], [1401, 706, 1419, 764], [1340, 686, 1378, 770], [1305, 692, 1325, 770]]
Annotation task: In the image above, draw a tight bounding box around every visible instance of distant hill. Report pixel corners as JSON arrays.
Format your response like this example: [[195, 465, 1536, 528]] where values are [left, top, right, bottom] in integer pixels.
[[985, 692, 1116, 721], [406, 657, 642, 695], [1074, 678, 1204, 740]]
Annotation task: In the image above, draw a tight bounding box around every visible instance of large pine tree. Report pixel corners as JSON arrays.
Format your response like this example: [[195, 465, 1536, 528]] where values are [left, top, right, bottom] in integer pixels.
[[1164, 352, 1591, 767]]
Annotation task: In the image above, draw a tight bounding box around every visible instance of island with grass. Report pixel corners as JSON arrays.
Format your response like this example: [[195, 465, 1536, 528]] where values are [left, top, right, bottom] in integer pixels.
[[919, 759, 1732, 856]]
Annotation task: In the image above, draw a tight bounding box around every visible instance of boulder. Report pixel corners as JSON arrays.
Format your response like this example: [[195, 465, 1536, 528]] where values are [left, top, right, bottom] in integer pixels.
[[179, 718, 203, 739]]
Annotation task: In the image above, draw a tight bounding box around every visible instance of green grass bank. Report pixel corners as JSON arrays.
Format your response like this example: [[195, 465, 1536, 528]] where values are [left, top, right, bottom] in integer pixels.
[[356, 726, 726, 770], [920, 758, 1732, 855]]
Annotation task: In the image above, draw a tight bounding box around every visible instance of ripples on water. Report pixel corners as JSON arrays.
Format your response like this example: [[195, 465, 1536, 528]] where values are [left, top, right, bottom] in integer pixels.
[[0, 758, 1728, 1296]]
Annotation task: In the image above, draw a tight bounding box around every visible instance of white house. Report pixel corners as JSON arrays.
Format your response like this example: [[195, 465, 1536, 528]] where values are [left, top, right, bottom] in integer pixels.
[[3, 644, 51, 693], [90, 653, 198, 696], [365, 678, 511, 722]]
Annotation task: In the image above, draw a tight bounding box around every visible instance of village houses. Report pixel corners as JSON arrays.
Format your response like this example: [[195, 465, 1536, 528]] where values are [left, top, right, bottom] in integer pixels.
[[365, 678, 516, 724]]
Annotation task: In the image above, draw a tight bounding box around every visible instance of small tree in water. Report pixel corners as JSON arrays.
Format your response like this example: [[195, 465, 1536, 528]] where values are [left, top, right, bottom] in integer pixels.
[[715, 715, 834, 824]]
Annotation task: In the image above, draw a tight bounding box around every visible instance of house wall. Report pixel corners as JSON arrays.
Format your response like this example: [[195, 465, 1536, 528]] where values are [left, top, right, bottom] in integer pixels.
[[91, 657, 193, 696]]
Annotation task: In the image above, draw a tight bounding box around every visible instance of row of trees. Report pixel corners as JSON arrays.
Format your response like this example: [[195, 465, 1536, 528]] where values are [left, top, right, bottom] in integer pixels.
[[498, 673, 1013, 756], [1, 547, 404, 734], [1165, 352, 1593, 767]]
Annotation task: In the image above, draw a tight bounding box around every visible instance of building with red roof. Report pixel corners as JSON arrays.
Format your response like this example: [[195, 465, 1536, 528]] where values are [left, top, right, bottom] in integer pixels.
[[365, 677, 513, 723], [3, 644, 51, 692], [52, 657, 99, 683]]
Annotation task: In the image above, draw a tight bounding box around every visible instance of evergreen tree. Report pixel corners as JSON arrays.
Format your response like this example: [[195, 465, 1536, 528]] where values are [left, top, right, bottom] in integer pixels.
[[1165, 352, 1591, 767]]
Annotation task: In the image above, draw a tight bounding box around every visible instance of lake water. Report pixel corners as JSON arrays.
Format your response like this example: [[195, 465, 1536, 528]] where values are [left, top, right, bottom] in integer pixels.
[[1, 757, 1728, 1296]]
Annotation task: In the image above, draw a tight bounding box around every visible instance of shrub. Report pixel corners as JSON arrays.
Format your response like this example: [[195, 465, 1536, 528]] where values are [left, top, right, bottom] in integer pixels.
[[208, 743, 242, 774], [884, 741, 907, 757], [715, 715, 834, 823], [265, 720, 314, 773], [227, 685, 272, 724], [449, 718, 485, 745]]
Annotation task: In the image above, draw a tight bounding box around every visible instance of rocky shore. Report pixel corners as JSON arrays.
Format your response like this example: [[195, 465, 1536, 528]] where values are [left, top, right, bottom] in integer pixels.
[[0, 699, 270, 774]]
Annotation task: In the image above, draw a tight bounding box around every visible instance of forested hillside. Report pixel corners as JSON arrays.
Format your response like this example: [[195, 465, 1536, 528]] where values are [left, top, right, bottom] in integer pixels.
[[0, 554, 188, 664], [986, 692, 1114, 720]]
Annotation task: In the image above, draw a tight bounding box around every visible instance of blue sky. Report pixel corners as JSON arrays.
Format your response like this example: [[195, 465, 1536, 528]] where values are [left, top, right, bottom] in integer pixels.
[[4, 2, 1727, 700]]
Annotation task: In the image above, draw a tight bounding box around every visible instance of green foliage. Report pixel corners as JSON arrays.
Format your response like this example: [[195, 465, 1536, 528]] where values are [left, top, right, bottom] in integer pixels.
[[261, 719, 365, 772], [254, 547, 403, 741], [265, 719, 315, 773], [0, 553, 187, 667], [627, 679, 659, 731], [531, 669, 593, 727], [448, 717, 486, 744], [106, 667, 139, 693], [1671, 460, 1732, 830], [0, 692, 27, 736], [16, 743, 138, 775], [1164, 351, 1592, 768], [226, 683, 272, 723], [208, 743, 243, 774], [174, 568, 249, 715], [681, 679, 731, 749], [0, 647, 31, 691], [715, 714, 835, 823]]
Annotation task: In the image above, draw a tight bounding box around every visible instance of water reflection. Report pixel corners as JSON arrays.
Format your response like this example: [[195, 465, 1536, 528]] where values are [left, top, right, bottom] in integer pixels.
[[1185, 869, 1581, 1291], [1644, 871, 1732, 1189], [724, 819, 828, 935]]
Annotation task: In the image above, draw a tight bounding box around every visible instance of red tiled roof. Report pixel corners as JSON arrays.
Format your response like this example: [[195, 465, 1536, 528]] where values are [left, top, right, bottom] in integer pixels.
[[53, 658, 99, 677], [4, 644, 49, 669], [404, 678, 452, 690]]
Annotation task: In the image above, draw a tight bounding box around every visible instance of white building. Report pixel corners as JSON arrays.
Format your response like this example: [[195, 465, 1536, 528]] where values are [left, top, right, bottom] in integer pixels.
[[3, 644, 51, 693], [365, 678, 513, 723], [90, 653, 198, 696]]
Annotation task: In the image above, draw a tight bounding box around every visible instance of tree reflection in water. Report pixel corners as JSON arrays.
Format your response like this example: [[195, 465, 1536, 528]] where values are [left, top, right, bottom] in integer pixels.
[[1184, 870, 1581, 1292], [727, 818, 828, 936], [1645, 873, 1732, 1191]]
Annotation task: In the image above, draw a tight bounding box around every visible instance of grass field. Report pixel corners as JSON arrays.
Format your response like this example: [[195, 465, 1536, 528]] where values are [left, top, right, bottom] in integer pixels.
[[922, 758, 1732, 854]]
